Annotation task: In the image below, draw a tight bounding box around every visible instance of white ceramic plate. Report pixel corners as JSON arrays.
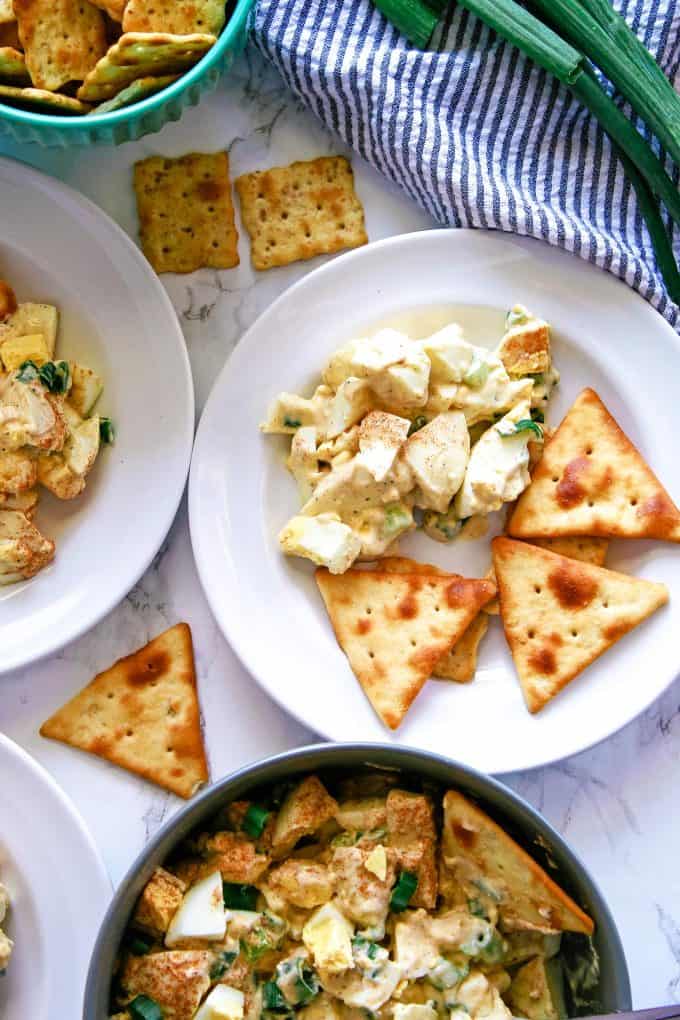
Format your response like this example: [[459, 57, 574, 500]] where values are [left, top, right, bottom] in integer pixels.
[[0, 157, 194, 674], [189, 229, 680, 773], [0, 733, 111, 1017]]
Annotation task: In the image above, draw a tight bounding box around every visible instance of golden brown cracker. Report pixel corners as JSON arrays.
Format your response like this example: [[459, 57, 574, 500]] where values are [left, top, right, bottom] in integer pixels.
[[123, 0, 225, 37], [77, 30, 214, 100], [134, 151, 239, 273], [90, 0, 125, 20], [92, 72, 176, 113], [316, 567, 496, 729], [493, 537, 668, 713], [40, 623, 209, 798], [0, 82, 91, 111], [433, 612, 489, 683], [508, 388, 680, 542], [0, 0, 15, 26], [0, 44, 28, 80], [236, 156, 368, 271], [14, 0, 106, 91]]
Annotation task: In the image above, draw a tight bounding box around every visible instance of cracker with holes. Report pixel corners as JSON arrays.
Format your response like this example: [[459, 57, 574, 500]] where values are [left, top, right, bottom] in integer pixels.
[[235, 156, 368, 271], [14, 0, 106, 91], [77, 31, 215, 101], [316, 567, 496, 729], [493, 537, 668, 713], [133, 151, 239, 274], [379, 556, 490, 683], [508, 388, 680, 541], [123, 0, 225, 37], [0, 0, 15, 25], [40, 623, 209, 798], [89, 0, 125, 20]]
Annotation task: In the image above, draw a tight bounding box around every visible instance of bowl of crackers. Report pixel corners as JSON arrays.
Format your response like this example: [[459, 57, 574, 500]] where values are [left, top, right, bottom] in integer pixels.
[[0, 0, 254, 147]]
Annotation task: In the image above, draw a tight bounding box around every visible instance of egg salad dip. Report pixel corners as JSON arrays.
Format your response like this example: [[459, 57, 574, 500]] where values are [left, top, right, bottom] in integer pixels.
[[0, 879, 12, 975], [110, 771, 598, 1020], [0, 281, 115, 584], [261, 306, 558, 574]]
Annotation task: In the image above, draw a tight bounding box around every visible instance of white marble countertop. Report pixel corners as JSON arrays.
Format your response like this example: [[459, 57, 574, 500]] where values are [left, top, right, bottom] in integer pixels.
[[1, 46, 680, 1012]]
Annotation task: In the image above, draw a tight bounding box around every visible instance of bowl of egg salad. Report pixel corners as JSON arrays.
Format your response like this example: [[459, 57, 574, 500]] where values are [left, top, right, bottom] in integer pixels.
[[85, 744, 630, 1020]]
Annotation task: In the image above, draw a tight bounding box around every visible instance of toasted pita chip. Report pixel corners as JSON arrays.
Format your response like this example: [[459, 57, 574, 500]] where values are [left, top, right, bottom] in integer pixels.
[[90, 0, 125, 20], [92, 72, 177, 113], [14, 0, 106, 91], [433, 613, 489, 683], [493, 537, 668, 713], [442, 788, 594, 934], [316, 568, 496, 729], [378, 557, 489, 682], [531, 535, 608, 566], [77, 31, 215, 101], [0, 45, 29, 81], [0, 508, 54, 583], [508, 388, 680, 541], [40, 623, 209, 798], [0, 0, 15, 25], [0, 82, 91, 112], [123, 0, 225, 37]]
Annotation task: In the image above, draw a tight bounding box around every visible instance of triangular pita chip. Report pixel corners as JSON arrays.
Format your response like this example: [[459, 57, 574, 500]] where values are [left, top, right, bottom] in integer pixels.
[[508, 388, 680, 540], [377, 557, 489, 682], [442, 788, 594, 934], [493, 537, 668, 713], [40, 623, 209, 798], [316, 568, 496, 729]]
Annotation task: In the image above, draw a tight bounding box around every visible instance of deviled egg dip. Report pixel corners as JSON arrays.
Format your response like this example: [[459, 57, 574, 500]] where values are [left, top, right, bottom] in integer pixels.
[[109, 770, 597, 1020], [261, 306, 557, 574]]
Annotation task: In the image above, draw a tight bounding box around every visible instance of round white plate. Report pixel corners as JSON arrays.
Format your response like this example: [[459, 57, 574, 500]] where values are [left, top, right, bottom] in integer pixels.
[[0, 733, 111, 1017], [0, 157, 194, 674], [189, 229, 680, 773]]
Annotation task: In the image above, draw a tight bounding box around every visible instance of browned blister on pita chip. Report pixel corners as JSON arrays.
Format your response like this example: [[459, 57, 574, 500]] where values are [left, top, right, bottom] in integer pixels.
[[508, 388, 680, 541], [40, 623, 209, 798], [442, 788, 594, 934], [14, 0, 106, 91], [316, 567, 496, 729], [493, 537, 668, 713]]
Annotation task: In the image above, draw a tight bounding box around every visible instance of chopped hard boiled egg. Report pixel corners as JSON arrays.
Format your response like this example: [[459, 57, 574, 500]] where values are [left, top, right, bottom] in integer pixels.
[[420, 323, 472, 383], [302, 902, 354, 973], [392, 1004, 438, 1020], [454, 400, 536, 519], [279, 514, 362, 574], [364, 844, 388, 881], [194, 986, 245, 1020], [165, 870, 226, 947], [403, 410, 469, 512], [356, 411, 410, 482]]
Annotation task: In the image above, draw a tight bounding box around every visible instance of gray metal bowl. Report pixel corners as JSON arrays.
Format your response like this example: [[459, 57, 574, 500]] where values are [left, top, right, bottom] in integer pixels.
[[84, 744, 631, 1018]]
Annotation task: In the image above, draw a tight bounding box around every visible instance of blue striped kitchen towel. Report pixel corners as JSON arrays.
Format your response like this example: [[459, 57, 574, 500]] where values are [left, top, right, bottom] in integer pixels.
[[252, 0, 680, 331]]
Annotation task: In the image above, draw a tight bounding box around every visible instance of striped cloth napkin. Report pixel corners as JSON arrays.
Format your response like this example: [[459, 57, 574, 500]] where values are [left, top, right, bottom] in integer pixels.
[[252, 0, 680, 332]]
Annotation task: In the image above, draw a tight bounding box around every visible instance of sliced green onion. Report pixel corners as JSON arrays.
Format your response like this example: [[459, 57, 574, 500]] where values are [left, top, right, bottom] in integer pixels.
[[498, 418, 543, 439], [126, 935, 151, 956], [242, 804, 270, 839], [408, 414, 428, 436], [530, 0, 680, 169], [210, 949, 237, 979], [283, 415, 301, 428], [531, 407, 545, 424], [129, 996, 163, 1020], [371, 0, 439, 48], [353, 935, 380, 959], [16, 360, 38, 382], [390, 869, 418, 912], [99, 417, 116, 445], [38, 359, 70, 394], [468, 897, 487, 918], [505, 306, 529, 329], [463, 355, 490, 389], [295, 960, 320, 1003], [263, 981, 290, 1012], [223, 882, 258, 910], [384, 503, 412, 537]]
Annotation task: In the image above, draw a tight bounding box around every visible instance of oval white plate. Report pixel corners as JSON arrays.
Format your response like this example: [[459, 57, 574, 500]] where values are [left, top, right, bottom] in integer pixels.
[[0, 157, 194, 674], [0, 733, 111, 1017], [189, 229, 680, 773]]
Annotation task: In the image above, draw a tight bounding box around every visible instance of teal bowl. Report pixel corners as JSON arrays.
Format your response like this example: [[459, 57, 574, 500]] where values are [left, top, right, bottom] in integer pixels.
[[0, 0, 254, 147]]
